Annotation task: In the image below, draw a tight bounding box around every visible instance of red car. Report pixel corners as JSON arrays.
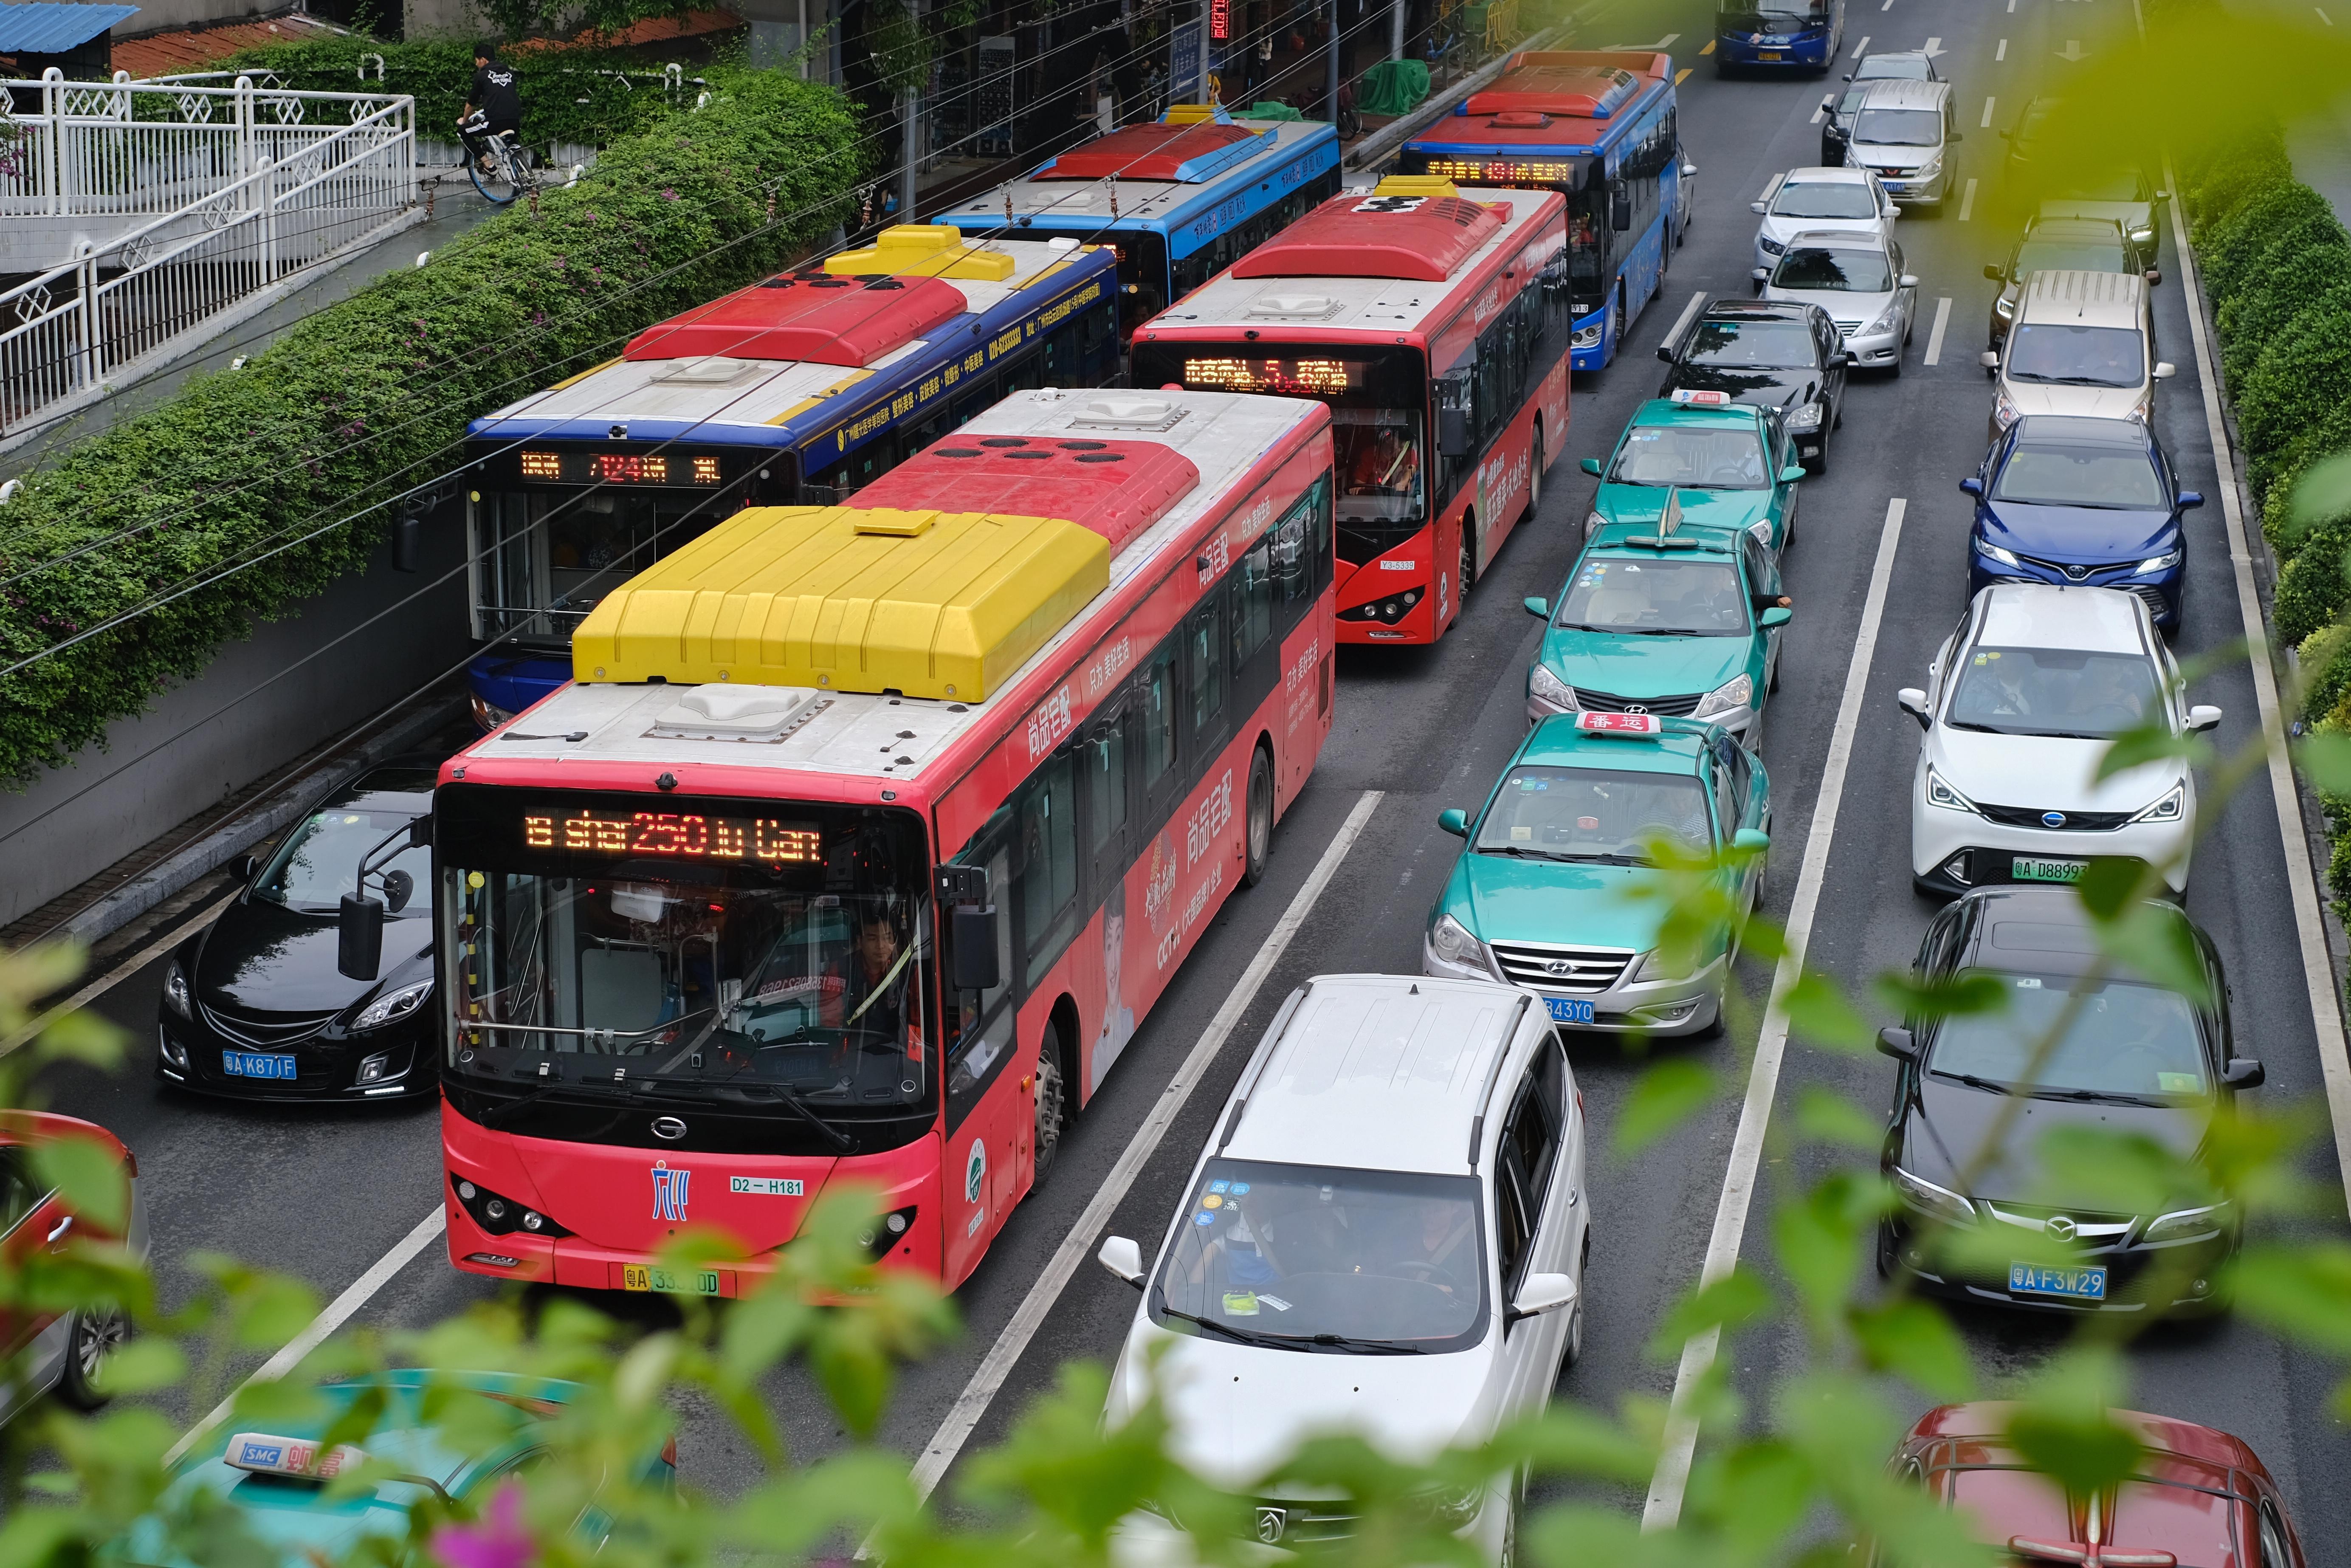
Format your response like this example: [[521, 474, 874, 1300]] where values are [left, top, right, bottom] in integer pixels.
[[1894, 1404, 2307, 1568], [0, 1112, 146, 1420]]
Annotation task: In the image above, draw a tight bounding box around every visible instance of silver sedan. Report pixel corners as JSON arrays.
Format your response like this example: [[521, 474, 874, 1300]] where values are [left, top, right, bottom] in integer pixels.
[[1754, 229, 1919, 372]]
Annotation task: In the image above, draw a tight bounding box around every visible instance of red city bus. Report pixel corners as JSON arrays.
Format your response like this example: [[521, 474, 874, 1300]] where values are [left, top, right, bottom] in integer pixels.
[[425, 388, 1336, 1294], [1130, 178, 1570, 645]]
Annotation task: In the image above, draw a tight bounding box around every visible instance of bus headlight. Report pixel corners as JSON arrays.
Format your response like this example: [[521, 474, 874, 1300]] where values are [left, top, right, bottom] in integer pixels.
[[1571, 322, 1604, 349]]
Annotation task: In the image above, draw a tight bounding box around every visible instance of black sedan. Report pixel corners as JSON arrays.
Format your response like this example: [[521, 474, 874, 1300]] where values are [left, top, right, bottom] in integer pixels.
[[1962, 414, 2200, 631], [1658, 299, 1847, 471], [1875, 886, 2261, 1318], [158, 760, 439, 1102]]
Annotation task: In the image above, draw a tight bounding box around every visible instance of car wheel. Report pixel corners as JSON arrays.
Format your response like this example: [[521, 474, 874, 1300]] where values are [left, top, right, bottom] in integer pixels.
[[1241, 742, 1275, 889], [1874, 1220, 1899, 1279], [1562, 1297, 1585, 1368], [1032, 1027, 1068, 1186], [1887, 345, 1903, 378], [56, 1305, 128, 1410]]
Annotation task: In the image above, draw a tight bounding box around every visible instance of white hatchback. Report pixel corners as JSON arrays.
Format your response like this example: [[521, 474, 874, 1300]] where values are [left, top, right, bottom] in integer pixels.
[[1099, 974, 1589, 1565], [1900, 584, 2219, 898], [1751, 165, 1898, 277]]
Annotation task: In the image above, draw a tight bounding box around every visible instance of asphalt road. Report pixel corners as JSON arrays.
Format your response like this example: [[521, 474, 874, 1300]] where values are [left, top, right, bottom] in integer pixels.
[[31, 0, 2351, 1550]]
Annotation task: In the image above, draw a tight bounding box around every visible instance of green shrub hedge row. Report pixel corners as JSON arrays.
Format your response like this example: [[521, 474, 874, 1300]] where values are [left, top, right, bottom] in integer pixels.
[[0, 66, 862, 788]]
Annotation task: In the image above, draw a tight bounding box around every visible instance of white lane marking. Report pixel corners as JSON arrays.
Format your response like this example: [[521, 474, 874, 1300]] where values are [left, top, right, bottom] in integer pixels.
[[1981, 95, 1996, 127], [904, 789, 1385, 1505], [1922, 35, 1943, 55], [2317, 5, 2333, 21], [1880, 0, 1892, 12], [1850, 32, 1871, 53], [1922, 296, 1953, 363], [2162, 161, 2351, 1210], [1996, 36, 2008, 57], [1642, 499, 1909, 1531], [1664, 289, 1709, 352], [2008, 0, 2017, 13], [1957, 178, 1978, 221], [5, 890, 240, 1058], [166, 1207, 447, 1464], [1812, 100, 1829, 124]]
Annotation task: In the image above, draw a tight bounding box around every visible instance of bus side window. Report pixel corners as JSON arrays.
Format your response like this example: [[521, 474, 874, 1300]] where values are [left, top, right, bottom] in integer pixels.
[[1232, 533, 1274, 670], [1186, 596, 1226, 758], [1014, 752, 1081, 989], [1138, 643, 1180, 804]]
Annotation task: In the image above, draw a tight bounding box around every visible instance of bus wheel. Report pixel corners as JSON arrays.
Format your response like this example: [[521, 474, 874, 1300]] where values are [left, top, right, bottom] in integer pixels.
[[1529, 424, 1543, 517], [1242, 742, 1275, 888], [1032, 1026, 1068, 1184]]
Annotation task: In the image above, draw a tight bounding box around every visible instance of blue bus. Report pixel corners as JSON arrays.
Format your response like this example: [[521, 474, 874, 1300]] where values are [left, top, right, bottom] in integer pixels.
[[1714, 0, 1845, 72], [931, 106, 1341, 331], [457, 226, 1120, 728], [1398, 51, 1689, 372]]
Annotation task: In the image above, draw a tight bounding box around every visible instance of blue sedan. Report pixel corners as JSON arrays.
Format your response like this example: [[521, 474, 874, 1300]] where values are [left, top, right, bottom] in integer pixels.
[[1961, 414, 2200, 630]]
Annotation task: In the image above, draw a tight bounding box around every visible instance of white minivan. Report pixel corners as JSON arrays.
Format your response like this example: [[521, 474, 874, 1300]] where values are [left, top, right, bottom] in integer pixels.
[[1099, 974, 1589, 1565], [1981, 268, 2171, 437]]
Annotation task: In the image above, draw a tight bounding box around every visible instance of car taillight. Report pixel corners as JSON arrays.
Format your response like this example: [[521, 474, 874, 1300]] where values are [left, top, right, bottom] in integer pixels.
[[661, 1435, 679, 1466]]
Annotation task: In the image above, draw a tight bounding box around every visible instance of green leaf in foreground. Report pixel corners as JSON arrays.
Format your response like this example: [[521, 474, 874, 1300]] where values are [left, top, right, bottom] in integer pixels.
[[1615, 1058, 1716, 1157]]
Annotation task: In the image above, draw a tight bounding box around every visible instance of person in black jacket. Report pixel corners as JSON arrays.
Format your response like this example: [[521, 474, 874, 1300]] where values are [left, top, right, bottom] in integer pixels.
[[460, 46, 522, 171]]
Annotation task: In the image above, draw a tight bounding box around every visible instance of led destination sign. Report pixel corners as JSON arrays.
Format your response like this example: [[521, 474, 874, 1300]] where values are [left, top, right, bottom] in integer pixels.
[[522, 809, 822, 863], [1414, 158, 1580, 186], [1181, 357, 1365, 397], [517, 450, 724, 486]]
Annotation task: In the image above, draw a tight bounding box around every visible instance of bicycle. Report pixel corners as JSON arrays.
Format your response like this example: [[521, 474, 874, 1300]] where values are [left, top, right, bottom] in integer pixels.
[[458, 110, 533, 206]]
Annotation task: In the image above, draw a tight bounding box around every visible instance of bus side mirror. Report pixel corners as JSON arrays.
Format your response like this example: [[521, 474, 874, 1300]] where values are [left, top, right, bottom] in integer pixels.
[[1438, 405, 1471, 458], [1610, 188, 1632, 231], [338, 894, 385, 981], [951, 906, 1002, 992]]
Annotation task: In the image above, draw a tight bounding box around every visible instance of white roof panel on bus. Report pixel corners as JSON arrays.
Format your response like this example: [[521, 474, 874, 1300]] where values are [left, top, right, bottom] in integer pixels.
[[933, 117, 1336, 228]]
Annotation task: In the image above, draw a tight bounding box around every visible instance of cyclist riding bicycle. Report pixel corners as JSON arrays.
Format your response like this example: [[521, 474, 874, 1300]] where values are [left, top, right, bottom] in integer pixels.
[[459, 45, 521, 173]]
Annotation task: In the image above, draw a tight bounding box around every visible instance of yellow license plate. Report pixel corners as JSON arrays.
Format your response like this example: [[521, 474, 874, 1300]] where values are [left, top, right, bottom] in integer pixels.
[[622, 1264, 724, 1295]]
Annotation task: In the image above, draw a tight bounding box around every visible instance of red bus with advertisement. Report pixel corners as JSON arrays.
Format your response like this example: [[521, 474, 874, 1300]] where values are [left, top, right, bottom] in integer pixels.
[[1130, 178, 1569, 645], [416, 388, 1336, 1294]]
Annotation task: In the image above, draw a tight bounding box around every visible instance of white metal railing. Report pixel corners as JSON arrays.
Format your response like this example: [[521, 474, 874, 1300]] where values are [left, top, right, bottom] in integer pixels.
[[0, 69, 412, 222], [0, 92, 417, 437]]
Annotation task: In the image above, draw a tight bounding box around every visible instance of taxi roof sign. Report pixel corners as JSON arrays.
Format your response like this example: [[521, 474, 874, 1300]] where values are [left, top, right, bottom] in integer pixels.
[[1576, 711, 1664, 737], [1669, 388, 1732, 406], [225, 1432, 366, 1481]]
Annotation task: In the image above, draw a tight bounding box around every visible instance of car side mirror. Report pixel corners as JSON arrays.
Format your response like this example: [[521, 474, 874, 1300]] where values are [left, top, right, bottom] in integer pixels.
[[1983, 263, 2005, 281], [338, 894, 386, 981], [1997, 126, 2011, 138], [1507, 1271, 1577, 1323], [1779, 465, 1807, 483], [2178, 490, 2204, 510], [1098, 1235, 1146, 1287], [2186, 704, 2223, 733], [1822, 93, 1838, 110], [1523, 596, 1550, 619], [1947, 130, 1962, 143], [951, 905, 1003, 991], [1885, 203, 1902, 217], [1733, 827, 1770, 853], [1751, 199, 1769, 214], [1979, 350, 2001, 370], [1959, 477, 1984, 496], [1899, 273, 1920, 288], [2222, 1058, 2265, 1090], [1758, 605, 1793, 629], [2153, 362, 2177, 380], [1752, 267, 1772, 283], [1897, 686, 1931, 728], [1827, 351, 1850, 368], [1580, 457, 1604, 477], [1840, 72, 1852, 81], [1438, 808, 1470, 838], [1658, 343, 1677, 362], [1877, 1025, 1918, 1060], [234, 853, 261, 884], [2155, 188, 2172, 203], [2145, 268, 2163, 285], [1682, 162, 1698, 177]]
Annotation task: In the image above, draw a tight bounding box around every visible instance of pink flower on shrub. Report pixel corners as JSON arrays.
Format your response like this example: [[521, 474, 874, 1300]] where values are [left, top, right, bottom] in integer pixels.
[[431, 1481, 534, 1568]]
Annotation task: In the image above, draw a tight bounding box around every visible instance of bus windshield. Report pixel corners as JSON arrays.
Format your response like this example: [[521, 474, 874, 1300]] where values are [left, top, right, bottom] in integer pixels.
[[1718, 1, 1822, 31], [475, 485, 738, 645], [437, 789, 933, 1114]]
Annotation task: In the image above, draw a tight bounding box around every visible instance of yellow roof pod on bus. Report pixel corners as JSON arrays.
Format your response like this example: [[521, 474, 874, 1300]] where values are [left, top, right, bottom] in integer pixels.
[[820, 224, 1019, 282], [570, 504, 1109, 702], [1371, 174, 1460, 198]]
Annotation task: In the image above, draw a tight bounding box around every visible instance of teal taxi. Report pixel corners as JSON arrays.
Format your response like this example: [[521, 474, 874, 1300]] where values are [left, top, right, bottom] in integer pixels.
[[1423, 712, 1771, 1038], [112, 1371, 673, 1566], [1524, 505, 1793, 743], [1579, 393, 1807, 553]]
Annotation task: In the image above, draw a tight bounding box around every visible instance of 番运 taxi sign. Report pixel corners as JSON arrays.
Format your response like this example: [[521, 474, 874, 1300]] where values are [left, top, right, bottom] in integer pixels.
[[1576, 711, 1664, 737]]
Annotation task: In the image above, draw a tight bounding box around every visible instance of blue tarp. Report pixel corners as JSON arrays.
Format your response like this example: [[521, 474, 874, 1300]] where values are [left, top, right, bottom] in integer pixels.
[[0, 3, 141, 55]]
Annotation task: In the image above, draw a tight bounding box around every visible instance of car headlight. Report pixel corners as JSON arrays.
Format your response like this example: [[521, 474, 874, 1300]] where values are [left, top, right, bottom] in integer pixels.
[[2125, 401, 2151, 424], [1913, 156, 1942, 179], [470, 693, 516, 730], [1412, 1483, 1487, 1528], [1692, 672, 1754, 720], [2130, 782, 2186, 825], [353, 979, 434, 1032], [1748, 520, 1774, 546], [2142, 1202, 2229, 1243], [1973, 536, 2020, 567], [1584, 509, 1608, 539], [1572, 322, 1604, 348], [162, 958, 192, 1019], [1529, 664, 1579, 709], [1758, 234, 1787, 257], [1429, 913, 1485, 970], [1783, 401, 1823, 431], [1925, 764, 1978, 814], [1632, 946, 1693, 984], [1889, 1165, 1976, 1226], [1993, 388, 2021, 429], [2134, 547, 2182, 574], [1993, 294, 2016, 319], [1866, 299, 1903, 335]]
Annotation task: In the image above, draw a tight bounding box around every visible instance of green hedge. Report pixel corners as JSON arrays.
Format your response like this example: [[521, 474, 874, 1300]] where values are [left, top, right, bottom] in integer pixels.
[[0, 67, 861, 788]]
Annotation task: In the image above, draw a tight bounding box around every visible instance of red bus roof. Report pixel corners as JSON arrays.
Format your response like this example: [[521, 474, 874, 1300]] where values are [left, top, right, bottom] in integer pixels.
[[1030, 119, 1275, 183], [622, 274, 968, 367], [854, 437, 1201, 557], [1464, 49, 1671, 118], [1231, 191, 1510, 282]]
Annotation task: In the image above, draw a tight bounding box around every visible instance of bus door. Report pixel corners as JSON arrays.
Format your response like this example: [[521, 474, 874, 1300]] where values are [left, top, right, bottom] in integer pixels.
[[940, 812, 1021, 1286]]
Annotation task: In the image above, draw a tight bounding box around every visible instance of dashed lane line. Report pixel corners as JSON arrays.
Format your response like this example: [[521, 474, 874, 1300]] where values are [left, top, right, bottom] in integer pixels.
[[1922, 296, 1953, 364], [1957, 178, 1977, 221], [1981, 94, 1996, 127], [6, 890, 240, 1058]]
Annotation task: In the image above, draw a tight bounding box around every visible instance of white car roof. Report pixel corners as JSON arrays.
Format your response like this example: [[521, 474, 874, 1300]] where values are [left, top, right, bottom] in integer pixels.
[[2016, 268, 2147, 327], [1974, 584, 2150, 654], [1221, 976, 1537, 1175], [1853, 49, 1934, 76], [1853, 77, 1951, 112], [1778, 165, 1872, 186], [1785, 228, 1890, 251]]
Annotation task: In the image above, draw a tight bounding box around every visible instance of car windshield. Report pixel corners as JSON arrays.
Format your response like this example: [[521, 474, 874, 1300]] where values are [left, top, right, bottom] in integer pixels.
[[1608, 425, 1770, 488], [1772, 181, 1877, 219], [1554, 557, 1750, 635], [1855, 55, 1930, 79], [1852, 107, 1942, 147], [1928, 972, 2207, 1100], [1475, 764, 1713, 861], [1686, 319, 1818, 368], [1775, 246, 1894, 292], [252, 773, 435, 917], [2013, 237, 2131, 277], [2007, 324, 2145, 388], [1945, 646, 2164, 739], [2054, 171, 2148, 202], [1150, 1159, 1488, 1352], [1993, 443, 2167, 508]]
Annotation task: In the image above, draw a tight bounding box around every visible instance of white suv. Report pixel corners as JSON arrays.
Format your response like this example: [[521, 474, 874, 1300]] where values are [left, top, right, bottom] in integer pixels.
[[1900, 584, 2219, 898], [1099, 974, 1589, 1565], [1751, 165, 1898, 278]]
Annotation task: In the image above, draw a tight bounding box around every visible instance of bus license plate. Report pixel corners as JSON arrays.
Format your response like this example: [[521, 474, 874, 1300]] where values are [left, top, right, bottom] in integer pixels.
[[222, 1051, 297, 1079], [2009, 1262, 2107, 1301], [1545, 998, 1597, 1024], [2013, 856, 2087, 883], [623, 1265, 725, 1296]]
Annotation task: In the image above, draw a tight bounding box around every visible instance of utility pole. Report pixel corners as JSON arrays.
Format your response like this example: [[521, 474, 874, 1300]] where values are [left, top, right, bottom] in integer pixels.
[[1198, 0, 1211, 101], [1391, 0, 1404, 59], [1325, 0, 1339, 121], [900, 0, 922, 220]]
